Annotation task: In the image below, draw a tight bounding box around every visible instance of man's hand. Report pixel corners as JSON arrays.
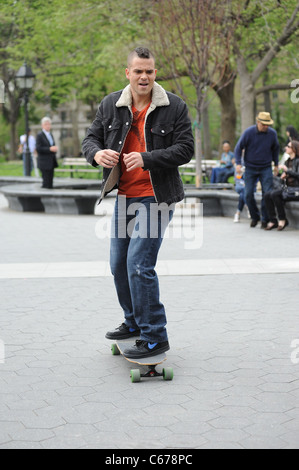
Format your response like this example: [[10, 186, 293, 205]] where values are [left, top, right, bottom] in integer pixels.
[[50, 145, 58, 153], [273, 165, 279, 176], [94, 149, 119, 168], [236, 164, 242, 173], [123, 152, 144, 172]]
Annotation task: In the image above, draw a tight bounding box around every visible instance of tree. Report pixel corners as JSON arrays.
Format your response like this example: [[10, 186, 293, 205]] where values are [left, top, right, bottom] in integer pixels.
[[0, 1, 25, 160], [0, 0, 60, 160], [0, 0, 143, 159], [233, 0, 299, 131], [147, 0, 240, 186]]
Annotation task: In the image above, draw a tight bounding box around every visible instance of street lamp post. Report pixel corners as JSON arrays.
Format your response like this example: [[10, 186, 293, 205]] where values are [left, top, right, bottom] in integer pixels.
[[16, 61, 35, 177]]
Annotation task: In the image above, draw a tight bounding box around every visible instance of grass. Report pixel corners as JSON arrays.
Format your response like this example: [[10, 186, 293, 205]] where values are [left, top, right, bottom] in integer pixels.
[[0, 160, 23, 176], [0, 160, 235, 184], [0, 159, 101, 179]]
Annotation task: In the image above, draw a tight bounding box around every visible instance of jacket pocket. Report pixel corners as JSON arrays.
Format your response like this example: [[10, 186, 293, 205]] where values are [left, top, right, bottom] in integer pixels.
[[151, 123, 174, 137], [107, 119, 122, 132], [105, 119, 122, 147], [151, 123, 174, 148]]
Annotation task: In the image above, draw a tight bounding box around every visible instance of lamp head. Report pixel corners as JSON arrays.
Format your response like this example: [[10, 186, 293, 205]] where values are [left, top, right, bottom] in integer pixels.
[[15, 61, 35, 90]]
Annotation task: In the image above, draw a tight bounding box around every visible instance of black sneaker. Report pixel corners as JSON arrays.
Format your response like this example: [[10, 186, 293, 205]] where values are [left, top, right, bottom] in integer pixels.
[[250, 219, 260, 228], [123, 340, 170, 359], [105, 323, 140, 340]]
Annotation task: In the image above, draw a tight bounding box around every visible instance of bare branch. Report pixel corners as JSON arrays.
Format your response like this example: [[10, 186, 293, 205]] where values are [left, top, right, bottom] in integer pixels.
[[255, 83, 292, 95], [252, 2, 299, 83]]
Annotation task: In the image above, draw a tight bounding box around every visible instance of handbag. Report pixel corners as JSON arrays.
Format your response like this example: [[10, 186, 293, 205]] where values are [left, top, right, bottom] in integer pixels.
[[273, 176, 284, 190], [282, 185, 299, 201]]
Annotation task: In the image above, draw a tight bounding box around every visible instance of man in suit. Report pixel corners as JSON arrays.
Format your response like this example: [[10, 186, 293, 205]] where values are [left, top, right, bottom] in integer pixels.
[[36, 117, 58, 188]]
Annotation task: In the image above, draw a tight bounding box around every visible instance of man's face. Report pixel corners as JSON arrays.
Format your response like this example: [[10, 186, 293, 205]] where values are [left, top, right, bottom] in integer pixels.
[[222, 143, 230, 153], [125, 56, 157, 101], [42, 121, 51, 132], [257, 120, 269, 132]]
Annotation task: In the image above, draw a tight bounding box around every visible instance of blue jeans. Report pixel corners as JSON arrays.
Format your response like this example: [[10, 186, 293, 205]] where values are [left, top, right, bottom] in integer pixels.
[[210, 167, 223, 183], [216, 167, 234, 183], [244, 166, 273, 222], [236, 186, 246, 212], [110, 196, 174, 343]]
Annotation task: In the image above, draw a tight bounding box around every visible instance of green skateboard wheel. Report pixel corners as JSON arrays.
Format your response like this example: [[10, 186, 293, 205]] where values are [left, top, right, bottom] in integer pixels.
[[111, 343, 120, 355], [163, 367, 174, 381], [130, 369, 141, 383]]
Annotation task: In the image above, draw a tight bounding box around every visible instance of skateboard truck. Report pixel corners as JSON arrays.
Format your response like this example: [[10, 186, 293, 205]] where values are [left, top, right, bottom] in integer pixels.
[[110, 341, 174, 383], [144, 365, 163, 378], [130, 365, 174, 383]]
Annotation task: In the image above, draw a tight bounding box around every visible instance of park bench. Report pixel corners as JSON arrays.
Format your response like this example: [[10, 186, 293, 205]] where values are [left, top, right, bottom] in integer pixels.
[[55, 157, 102, 178], [179, 159, 218, 182], [56, 157, 217, 181]]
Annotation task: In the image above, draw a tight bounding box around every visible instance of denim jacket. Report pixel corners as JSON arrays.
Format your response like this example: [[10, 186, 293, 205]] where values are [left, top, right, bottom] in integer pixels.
[[82, 82, 194, 205]]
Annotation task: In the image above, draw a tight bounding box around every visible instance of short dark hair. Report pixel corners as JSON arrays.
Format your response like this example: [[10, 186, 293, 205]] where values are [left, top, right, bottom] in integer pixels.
[[127, 47, 155, 67]]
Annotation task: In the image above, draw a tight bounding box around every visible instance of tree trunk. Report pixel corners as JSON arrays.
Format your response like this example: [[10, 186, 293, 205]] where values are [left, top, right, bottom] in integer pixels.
[[236, 54, 255, 131], [194, 109, 203, 188], [6, 96, 20, 161], [202, 101, 211, 159], [263, 69, 271, 113], [1, 70, 21, 161], [70, 92, 81, 157], [216, 76, 237, 146]]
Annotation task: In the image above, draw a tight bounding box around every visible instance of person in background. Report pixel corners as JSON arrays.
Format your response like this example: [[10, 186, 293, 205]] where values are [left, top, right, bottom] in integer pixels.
[[280, 125, 299, 165], [36, 117, 58, 189], [234, 111, 280, 228], [216, 141, 235, 183], [210, 140, 235, 184], [264, 140, 299, 231], [19, 129, 37, 176], [233, 166, 250, 223], [286, 125, 299, 143]]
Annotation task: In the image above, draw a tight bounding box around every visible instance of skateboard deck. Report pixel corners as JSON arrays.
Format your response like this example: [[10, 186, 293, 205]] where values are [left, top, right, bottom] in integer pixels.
[[110, 340, 173, 382]]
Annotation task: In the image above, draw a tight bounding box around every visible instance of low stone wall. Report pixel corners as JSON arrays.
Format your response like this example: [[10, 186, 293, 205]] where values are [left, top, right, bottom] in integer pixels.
[[184, 189, 299, 229], [1, 180, 299, 226], [0, 176, 42, 187], [0, 180, 102, 215]]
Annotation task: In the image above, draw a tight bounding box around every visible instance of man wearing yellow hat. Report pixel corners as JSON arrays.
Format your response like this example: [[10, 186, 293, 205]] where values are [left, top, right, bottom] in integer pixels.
[[235, 112, 280, 228]]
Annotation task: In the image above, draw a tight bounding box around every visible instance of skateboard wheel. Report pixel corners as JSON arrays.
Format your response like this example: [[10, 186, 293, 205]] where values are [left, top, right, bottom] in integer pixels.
[[163, 367, 174, 381], [130, 369, 141, 383], [111, 343, 120, 355]]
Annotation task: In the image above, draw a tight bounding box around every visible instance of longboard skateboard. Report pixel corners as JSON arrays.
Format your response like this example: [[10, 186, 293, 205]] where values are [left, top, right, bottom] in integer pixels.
[[110, 340, 174, 383]]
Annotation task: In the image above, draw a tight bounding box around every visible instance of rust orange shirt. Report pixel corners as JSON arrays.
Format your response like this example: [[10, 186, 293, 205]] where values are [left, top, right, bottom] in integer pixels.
[[118, 104, 154, 198]]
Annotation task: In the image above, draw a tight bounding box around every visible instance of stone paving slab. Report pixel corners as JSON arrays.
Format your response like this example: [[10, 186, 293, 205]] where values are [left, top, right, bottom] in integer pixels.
[[1, 194, 299, 449], [1, 194, 299, 265], [2, 257, 299, 279], [1, 274, 299, 449]]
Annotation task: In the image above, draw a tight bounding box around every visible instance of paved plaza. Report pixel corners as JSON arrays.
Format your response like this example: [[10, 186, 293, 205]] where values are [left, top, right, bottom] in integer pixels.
[[0, 192, 299, 449]]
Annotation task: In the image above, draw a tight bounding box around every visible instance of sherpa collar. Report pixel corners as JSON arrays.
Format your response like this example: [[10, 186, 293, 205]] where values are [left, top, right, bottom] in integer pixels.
[[115, 81, 170, 109]]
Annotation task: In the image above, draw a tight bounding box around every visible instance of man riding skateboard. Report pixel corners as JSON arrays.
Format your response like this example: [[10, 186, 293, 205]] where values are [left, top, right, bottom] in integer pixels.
[[82, 47, 194, 359]]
